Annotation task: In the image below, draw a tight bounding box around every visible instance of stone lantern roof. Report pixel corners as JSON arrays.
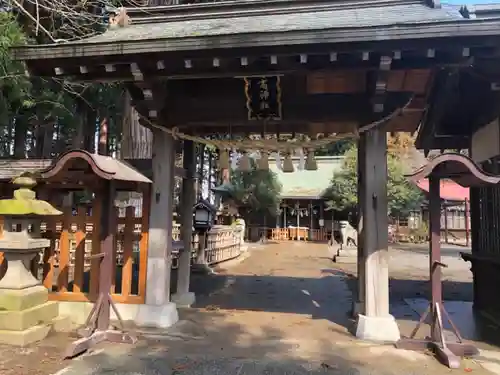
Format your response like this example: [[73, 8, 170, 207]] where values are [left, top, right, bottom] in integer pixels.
[[0, 174, 62, 217]]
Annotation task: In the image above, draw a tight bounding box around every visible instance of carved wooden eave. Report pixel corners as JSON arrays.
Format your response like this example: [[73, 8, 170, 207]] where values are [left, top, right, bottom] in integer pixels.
[[407, 153, 500, 187], [39, 149, 152, 190]]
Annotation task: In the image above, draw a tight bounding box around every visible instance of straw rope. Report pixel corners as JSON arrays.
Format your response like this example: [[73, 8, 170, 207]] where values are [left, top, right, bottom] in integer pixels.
[[138, 96, 414, 152]]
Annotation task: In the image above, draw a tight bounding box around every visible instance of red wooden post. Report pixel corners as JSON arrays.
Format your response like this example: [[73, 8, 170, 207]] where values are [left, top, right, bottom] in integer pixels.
[[443, 204, 448, 244], [429, 176, 442, 342], [464, 198, 470, 247], [98, 118, 108, 155]]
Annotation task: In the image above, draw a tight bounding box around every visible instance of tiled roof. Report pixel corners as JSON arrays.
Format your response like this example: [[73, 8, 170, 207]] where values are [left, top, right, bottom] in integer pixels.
[[0, 152, 151, 184], [211, 156, 343, 199], [84, 2, 463, 45], [269, 156, 343, 199], [16, 0, 496, 61], [414, 179, 469, 201]]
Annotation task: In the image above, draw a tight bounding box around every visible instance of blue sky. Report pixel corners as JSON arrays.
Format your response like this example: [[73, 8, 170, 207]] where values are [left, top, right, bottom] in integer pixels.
[[447, 0, 500, 3]]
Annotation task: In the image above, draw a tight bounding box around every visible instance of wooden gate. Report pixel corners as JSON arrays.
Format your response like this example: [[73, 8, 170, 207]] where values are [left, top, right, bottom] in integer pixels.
[[0, 195, 150, 304], [468, 185, 500, 312]]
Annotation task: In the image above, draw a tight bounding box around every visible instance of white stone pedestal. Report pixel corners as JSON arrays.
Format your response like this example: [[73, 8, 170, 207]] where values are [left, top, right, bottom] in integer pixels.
[[355, 314, 400, 343], [0, 251, 40, 289], [172, 292, 196, 307], [134, 302, 179, 329]]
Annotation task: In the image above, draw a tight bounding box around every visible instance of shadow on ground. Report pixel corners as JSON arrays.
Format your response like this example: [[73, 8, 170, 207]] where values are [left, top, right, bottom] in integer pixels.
[[395, 243, 471, 257], [191, 271, 354, 331], [8, 241, 498, 375], [186, 261, 500, 351], [59, 309, 461, 375]]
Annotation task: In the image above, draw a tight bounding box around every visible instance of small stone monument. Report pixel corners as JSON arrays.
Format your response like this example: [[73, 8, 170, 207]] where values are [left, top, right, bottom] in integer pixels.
[[0, 174, 65, 346]]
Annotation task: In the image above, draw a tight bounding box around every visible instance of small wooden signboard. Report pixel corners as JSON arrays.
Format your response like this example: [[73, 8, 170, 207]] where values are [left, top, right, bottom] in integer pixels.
[[244, 76, 282, 120]]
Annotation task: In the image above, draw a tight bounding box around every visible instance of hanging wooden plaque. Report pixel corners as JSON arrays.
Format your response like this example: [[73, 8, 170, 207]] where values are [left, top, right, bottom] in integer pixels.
[[244, 76, 282, 120]]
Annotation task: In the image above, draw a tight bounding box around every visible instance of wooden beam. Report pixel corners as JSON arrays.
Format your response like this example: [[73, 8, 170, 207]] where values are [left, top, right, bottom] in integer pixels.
[[33, 53, 474, 82], [415, 69, 456, 150], [372, 55, 392, 113]]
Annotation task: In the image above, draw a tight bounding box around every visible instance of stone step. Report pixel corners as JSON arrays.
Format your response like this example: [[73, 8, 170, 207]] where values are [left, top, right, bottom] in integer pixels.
[[51, 315, 73, 333], [0, 324, 51, 346], [0, 301, 58, 331]]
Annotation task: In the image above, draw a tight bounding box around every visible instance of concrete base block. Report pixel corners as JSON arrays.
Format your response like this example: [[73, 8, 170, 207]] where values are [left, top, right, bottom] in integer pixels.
[[0, 301, 58, 331], [355, 314, 400, 343], [51, 315, 73, 333], [134, 302, 179, 329], [0, 285, 48, 311], [172, 292, 196, 307], [0, 324, 51, 346]]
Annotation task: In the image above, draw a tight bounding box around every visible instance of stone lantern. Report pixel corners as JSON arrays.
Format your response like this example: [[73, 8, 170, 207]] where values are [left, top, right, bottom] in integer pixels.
[[0, 174, 63, 346]]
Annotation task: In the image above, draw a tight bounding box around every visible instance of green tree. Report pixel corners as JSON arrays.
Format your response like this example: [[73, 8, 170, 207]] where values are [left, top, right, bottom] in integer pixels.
[[227, 161, 282, 216], [315, 139, 355, 156], [325, 144, 424, 217], [0, 1, 131, 158]]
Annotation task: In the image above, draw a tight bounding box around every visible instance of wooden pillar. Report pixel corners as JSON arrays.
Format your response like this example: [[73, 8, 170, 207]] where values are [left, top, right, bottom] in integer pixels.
[[97, 180, 115, 331], [355, 129, 400, 342], [296, 201, 300, 229], [429, 176, 442, 341], [353, 134, 366, 316], [309, 200, 313, 240], [284, 204, 287, 228], [320, 202, 324, 230], [135, 129, 179, 328], [173, 140, 197, 307], [443, 204, 448, 244]]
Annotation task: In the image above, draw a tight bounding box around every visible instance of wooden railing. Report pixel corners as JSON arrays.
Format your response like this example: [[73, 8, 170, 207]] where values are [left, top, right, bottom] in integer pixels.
[[24, 205, 149, 304], [247, 226, 330, 242], [205, 226, 243, 264], [0, 208, 243, 305], [170, 225, 243, 268]]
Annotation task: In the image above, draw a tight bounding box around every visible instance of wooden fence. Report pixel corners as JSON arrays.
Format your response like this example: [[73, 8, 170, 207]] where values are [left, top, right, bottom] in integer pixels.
[[0, 208, 243, 305], [247, 226, 330, 242]]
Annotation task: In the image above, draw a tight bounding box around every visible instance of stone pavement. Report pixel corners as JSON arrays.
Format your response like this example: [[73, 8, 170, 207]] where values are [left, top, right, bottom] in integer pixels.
[[4, 242, 500, 374]]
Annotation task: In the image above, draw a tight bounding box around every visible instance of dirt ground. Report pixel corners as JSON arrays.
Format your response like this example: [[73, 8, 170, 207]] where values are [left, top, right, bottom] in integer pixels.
[[0, 241, 494, 375], [0, 334, 75, 375], [332, 242, 474, 302]]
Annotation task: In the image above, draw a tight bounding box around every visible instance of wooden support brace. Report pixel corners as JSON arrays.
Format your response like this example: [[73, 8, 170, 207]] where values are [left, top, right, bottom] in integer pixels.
[[64, 181, 137, 359], [396, 175, 478, 368]]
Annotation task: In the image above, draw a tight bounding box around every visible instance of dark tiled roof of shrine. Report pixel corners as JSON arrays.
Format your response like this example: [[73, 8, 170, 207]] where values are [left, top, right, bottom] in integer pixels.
[[84, 1, 464, 44], [14, 0, 500, 61], [269, 156, 343, 199]]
